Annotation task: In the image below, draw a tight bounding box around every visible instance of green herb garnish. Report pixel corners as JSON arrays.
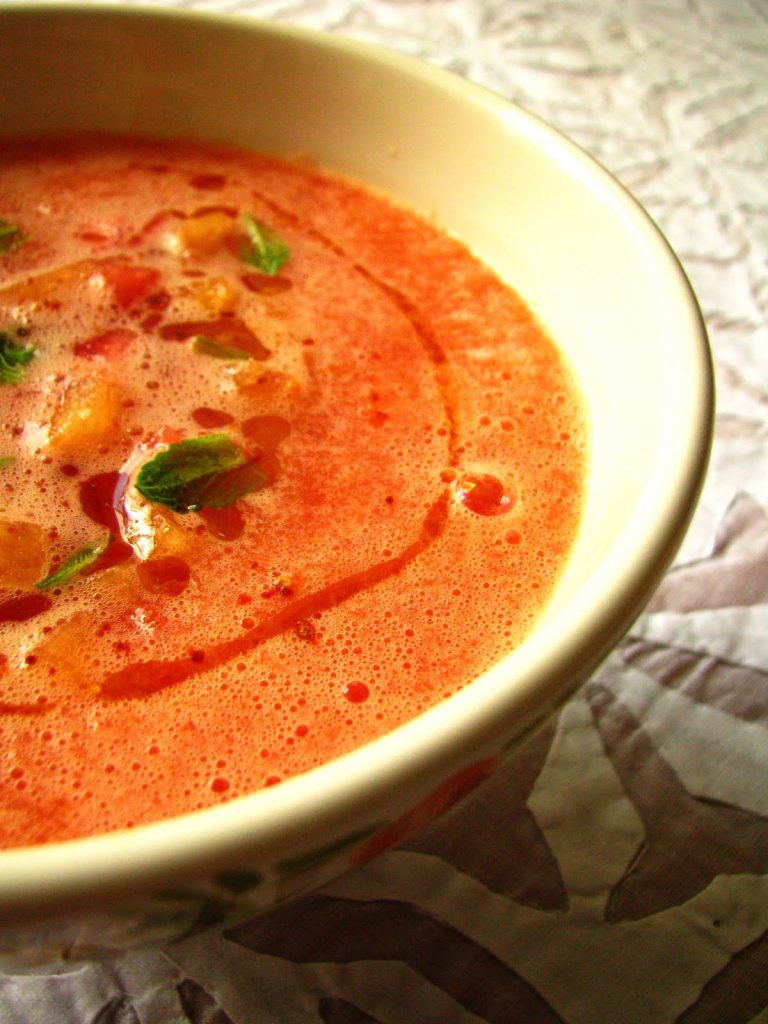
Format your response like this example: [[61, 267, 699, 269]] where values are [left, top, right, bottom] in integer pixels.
[[193, 335, 251, 360], [0, 456, 13, 470], [240, 214, 290, 276], [135, 434, 266, 513], [0, 219, 23, 254], [36, 539, 107, 591], [0, 332, 36, 385]]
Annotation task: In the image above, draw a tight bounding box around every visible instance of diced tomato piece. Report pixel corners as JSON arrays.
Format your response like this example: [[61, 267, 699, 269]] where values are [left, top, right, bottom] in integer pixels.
[[73, 328, 137, 361], [101, 262, 161, 309]]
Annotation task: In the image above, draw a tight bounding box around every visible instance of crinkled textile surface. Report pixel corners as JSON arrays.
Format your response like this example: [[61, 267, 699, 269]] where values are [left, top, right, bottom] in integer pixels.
[[2, 1, 767, 1022]]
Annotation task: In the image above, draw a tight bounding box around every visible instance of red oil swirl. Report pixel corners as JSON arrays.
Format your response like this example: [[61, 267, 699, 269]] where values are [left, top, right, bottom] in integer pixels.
[[78, 471, 133, 571], [455, 472, 515, 516], [81, 539, 133, 576], [343, 682, 369, 704], [90, 206, 459, 702], [0, 593, 52, 624], [79, 472, 128, 533], [99, 492, 451, 700], [192, 407, 235, 429], [159, 317, 270, 359]]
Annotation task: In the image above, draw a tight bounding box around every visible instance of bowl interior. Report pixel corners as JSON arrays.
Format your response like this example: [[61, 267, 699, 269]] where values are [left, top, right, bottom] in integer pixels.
[[0, 4, 712, 915]]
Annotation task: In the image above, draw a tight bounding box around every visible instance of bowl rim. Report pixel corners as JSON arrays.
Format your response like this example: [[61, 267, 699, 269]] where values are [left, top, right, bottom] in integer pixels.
[[0, 1, 714, 919]]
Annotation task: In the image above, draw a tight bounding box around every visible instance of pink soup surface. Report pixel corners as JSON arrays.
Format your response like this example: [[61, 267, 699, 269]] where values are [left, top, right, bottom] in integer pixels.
[[0, 136, 586, 848]]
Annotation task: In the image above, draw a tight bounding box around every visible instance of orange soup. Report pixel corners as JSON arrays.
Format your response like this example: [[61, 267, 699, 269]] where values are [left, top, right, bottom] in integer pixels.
[[0, 136, 585, 848]]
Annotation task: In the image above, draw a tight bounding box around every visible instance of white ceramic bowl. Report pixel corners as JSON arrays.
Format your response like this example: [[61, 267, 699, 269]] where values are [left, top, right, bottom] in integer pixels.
[[0, 3, 712, 966]]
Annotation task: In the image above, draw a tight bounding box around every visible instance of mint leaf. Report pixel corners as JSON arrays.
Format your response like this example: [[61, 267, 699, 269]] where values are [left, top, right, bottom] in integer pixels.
[[135, 434, 266, 513], [190, 456, 266, 508], [240, 214, 290, 276], [0, 220, 23, 254], [0, 332, 36, 385], [36, 539, 107, 590], [193, 335, 251, 360]]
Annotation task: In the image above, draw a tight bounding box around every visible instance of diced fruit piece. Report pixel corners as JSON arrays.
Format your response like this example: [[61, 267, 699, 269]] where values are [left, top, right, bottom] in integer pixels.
[[165, 211, 235, 255], [149, 507, 198, 558], [120, 471, 198, 561], [100, 263, 161, 309], [234, 365, 301, 410], [47, 372, 123, 455], [190, 277, 239, 314], [27, 612, 94, 688], [0, 258, 157, 315], [0, 520, 49, 588], [0, 258, 98, 311], [73, 328, 137, 361]]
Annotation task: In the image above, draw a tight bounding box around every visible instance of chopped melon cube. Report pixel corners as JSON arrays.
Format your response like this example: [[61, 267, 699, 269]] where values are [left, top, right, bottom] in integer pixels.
[[166, 212, 234, 255], [0, 520, 49, 588], [150, 507, 196, 559], [121, 480, 197, 562], [191, 276, 239, 314], [0, 258, 98, 311], [234, 366, 301, 409], [29, 612, 95, 689], [48, 373, 123, 455]]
